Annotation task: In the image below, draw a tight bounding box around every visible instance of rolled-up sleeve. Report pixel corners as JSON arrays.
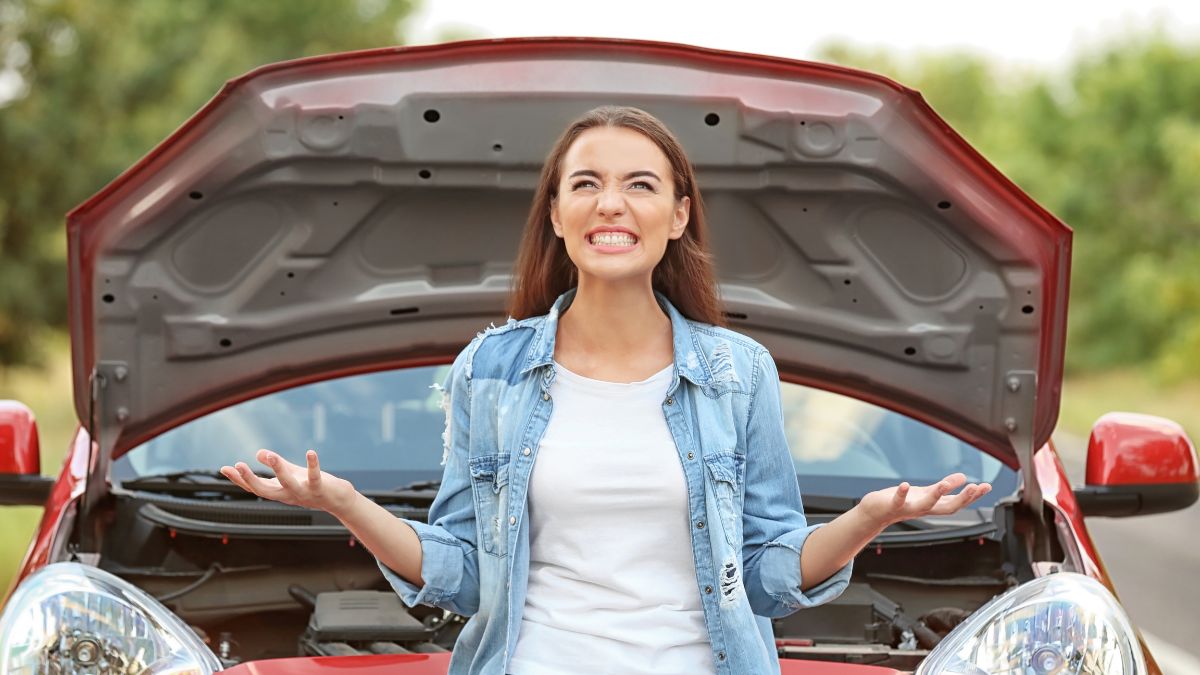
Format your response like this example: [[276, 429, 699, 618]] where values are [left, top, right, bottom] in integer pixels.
[[741, 349, 853, 617], [375, 338, 482, 616], [377, 519, 474, 611]]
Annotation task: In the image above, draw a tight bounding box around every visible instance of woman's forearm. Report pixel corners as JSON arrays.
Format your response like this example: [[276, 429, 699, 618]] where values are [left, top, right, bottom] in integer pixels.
[[330, 491, 425, 587], [798, 505, 882, 591]]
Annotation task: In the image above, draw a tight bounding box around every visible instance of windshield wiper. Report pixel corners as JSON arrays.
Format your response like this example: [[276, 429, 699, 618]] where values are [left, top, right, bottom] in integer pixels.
[[119, 470, 270, 495], [392, 479, 441, 492], [801, 494, 863, 514], [364, 480, 442, 506], [120, 471, 441, 507], [124, 469, 254, 483]]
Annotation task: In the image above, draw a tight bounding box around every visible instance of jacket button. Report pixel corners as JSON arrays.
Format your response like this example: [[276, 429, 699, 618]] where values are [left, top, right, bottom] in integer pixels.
[[704, 585, 713, 594], [522, 447, 531, 456], [687, 452, 694, 460], [509, 516, 516, 526], [718, 651, 726, 661], [542, 392, 551, 401], [696, 520, 705, 529], [665, 396, 674, 405]]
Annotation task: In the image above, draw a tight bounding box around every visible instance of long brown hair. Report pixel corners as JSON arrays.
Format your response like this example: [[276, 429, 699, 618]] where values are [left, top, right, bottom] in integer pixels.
[[506, 105, 726, 327]]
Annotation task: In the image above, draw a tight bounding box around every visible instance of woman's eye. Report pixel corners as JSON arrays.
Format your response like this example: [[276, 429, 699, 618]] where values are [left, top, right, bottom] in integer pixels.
[[570, 180, 598, 190], [629, 181, 654, 191]]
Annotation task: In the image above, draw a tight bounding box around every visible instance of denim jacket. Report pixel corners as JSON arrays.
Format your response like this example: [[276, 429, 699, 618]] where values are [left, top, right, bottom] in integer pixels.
[[377, 286, 852, 674]]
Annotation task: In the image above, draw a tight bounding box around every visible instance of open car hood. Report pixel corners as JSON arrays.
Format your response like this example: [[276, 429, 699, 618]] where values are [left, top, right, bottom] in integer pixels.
[[67, 37, 1070, 470]]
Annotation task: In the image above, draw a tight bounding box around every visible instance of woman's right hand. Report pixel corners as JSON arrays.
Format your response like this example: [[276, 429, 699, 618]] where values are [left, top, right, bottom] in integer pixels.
[[220, 449, 356, 515]]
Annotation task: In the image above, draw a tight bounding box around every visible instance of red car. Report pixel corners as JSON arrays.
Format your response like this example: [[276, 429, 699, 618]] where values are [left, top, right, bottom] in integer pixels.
[[1, 37, 1196, 674]]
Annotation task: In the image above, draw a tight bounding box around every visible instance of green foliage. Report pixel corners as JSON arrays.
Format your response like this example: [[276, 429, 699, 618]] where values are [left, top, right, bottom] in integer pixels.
[[0, 0, 418, 366], [815, 30, 1200, 383]]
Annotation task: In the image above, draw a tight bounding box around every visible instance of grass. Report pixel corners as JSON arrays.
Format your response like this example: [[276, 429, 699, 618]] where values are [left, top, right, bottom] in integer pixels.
[[1, 335, 1198, 597], [1058, 369, 1200, 441], [0, 331, 76, 599]]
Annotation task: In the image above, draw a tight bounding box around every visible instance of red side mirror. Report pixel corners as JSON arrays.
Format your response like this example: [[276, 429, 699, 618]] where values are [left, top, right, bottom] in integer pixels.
[[0, 400, 54, 506], [0, 400, 41, 475], [1074, 412, 1200, 517]]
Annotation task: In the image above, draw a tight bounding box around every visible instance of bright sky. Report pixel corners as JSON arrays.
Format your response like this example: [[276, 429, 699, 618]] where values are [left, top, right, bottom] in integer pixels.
[[403, 0, 1200, 75]]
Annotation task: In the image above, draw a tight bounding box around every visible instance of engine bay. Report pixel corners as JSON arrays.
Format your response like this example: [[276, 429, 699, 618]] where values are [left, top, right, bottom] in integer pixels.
[[87, 489, 1055, 669]]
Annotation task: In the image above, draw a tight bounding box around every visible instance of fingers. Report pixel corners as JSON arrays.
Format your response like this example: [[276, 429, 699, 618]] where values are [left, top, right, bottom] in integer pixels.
[[220, 449, 300, 499], [220, 449, 333, 508], [958, 482, 991, 505], [939, 473, 967, 493], [924, 472, 967, 505], [930, 481, 994, 515], [892, 482, 910, 507], [258, 449, 302, 492], [306, 450, 321, 485], [225, 461, 281, 497], [220, 461, 254, 492], [219, 464, 246, 490], [966, 482, 992, 505]]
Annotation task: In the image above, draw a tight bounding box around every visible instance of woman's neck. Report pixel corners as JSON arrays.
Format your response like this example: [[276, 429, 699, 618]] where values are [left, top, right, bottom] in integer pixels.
[[554, 279, 673, 375]]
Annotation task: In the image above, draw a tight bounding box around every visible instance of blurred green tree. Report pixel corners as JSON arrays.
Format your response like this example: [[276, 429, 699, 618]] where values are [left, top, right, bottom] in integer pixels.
[[0, 0, 417, 367], [817, 29, 1200, 382]]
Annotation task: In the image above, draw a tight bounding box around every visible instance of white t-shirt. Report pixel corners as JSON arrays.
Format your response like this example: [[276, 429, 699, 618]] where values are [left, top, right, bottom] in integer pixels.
[[507, 360, 717, 675]]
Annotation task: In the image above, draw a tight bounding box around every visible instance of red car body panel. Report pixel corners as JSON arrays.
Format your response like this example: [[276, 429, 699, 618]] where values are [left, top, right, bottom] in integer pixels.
[[1086, 412, 1198, 485], [0, 401, 41, 474], [221, 652, 904, 674], [5, 428, 89, 602]]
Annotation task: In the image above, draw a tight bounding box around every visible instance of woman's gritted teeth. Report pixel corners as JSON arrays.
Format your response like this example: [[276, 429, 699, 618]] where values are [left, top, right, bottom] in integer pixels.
[[587, 231, 639, 247]]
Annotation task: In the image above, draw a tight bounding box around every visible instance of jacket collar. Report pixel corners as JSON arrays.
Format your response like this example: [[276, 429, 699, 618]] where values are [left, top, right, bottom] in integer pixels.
[[519, 286, 712, 388]]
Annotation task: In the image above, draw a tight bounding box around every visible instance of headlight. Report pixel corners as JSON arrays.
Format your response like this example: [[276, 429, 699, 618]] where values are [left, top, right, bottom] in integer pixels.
[[917, 572, 1145, 674], [0, 561, 222, 674]]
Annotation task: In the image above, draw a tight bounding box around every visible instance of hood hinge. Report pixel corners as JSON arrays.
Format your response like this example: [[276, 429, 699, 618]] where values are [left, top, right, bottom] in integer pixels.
[[76, 361, 130, 555], [1002, 369, 1051, 560]]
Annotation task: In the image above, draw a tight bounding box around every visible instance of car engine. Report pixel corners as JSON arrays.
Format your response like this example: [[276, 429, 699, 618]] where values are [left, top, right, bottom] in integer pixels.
[[84, 489, 1044, 669]]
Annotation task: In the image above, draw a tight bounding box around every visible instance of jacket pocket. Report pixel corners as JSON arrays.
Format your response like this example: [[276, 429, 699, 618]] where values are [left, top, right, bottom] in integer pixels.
[[468, 454, 510, 558], [704, 451, 745, 549]]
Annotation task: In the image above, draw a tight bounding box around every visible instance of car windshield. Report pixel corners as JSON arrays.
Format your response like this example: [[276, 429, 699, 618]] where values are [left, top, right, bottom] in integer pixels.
[[113, 364, 1016, 505]]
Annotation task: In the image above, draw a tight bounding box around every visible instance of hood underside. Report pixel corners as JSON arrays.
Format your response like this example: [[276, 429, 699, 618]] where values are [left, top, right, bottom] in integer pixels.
[[67, 37, 1071, 465]]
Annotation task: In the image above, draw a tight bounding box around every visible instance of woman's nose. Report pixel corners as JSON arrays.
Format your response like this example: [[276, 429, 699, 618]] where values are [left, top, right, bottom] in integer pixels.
[[596, 187, 626, 217]]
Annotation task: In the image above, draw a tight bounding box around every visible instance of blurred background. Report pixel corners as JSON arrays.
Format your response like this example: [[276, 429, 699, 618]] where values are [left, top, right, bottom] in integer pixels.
[[1, 0, 1198, 669]]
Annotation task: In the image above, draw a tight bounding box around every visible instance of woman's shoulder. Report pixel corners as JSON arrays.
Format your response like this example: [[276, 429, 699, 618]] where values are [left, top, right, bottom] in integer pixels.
[[473, 314, 545, 342], [680, 320, 775, 394], [453, 314, 546, 377], [685, 319, 769, 359]]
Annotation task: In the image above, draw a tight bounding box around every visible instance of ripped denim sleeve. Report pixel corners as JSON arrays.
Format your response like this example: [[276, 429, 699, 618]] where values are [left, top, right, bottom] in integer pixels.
[[707, 339, 743, 388], [429, 327, 497, 465], [740, 348, 852, 618]]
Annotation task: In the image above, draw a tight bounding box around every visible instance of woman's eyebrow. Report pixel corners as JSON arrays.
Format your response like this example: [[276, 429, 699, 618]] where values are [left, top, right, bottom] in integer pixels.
[[567, 169, 662, 181]]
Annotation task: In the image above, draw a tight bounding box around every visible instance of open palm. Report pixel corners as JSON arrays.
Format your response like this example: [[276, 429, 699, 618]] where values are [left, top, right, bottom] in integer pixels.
[[858, 472, 992, 527], [220, 449, 354, 514]]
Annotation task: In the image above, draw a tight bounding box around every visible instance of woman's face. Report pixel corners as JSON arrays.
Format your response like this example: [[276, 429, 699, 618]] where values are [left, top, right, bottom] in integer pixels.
[[550, 125, 690, 285]]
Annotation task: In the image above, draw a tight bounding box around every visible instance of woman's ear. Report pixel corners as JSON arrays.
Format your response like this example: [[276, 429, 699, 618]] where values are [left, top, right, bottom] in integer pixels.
[[550, 198, 563, 238], [669, 195, 691, 240]]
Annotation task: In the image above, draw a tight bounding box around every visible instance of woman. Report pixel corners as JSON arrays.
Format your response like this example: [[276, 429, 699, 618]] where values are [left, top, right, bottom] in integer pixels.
[[220, 106, 991, 674]]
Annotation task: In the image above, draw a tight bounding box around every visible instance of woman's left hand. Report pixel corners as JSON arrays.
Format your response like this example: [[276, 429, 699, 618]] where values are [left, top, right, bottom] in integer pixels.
[[858, 473, 992, 528]]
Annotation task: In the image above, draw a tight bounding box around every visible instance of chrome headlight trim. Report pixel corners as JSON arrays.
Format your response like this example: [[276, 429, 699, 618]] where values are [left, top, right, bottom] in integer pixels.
[[0, 561, 222, 674], [916, 571, 1145, 674]]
